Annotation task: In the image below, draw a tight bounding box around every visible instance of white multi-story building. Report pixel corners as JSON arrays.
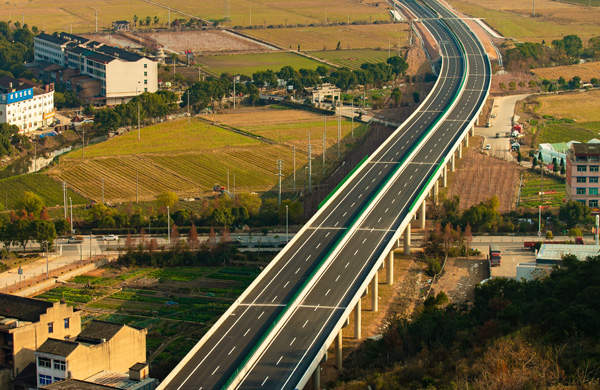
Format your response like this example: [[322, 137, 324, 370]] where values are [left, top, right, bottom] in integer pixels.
[[0, 76, 55, 132], [34, 32, 158, 105]]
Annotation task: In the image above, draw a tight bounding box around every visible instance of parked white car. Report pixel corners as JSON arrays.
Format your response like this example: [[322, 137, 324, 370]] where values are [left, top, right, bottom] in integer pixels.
[[102, 234, 118, 241]]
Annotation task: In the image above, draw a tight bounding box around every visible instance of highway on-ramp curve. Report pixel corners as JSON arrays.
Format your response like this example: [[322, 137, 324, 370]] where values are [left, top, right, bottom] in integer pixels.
[[158, 0, 490, 388]]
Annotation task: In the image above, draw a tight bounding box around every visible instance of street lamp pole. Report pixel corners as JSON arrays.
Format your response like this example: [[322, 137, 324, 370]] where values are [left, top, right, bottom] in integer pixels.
[[167, 205, 171, 246]]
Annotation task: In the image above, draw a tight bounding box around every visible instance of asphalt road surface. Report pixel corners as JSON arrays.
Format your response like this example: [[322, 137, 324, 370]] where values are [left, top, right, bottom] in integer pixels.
[[160, 0, 490, 388]]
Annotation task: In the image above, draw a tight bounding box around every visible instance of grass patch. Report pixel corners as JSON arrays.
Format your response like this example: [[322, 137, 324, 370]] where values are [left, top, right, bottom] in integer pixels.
[[197, 52, 325, 76], [520, 171, 565, 208], [36, 286, 106, 304], [0, 174, 88, 210], [536, 91, 600, 123], [538, 121, 600, 145], [148, 267, 214, 282], [309, 49, 391, 70], [245, 24, 408, 52]]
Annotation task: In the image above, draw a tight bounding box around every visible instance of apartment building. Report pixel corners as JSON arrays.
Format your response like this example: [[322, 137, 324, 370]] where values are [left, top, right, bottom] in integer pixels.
[[566, 142, 600, 208], [0, 76, 56, 132], [0, 293, 81, 389], [33, 321, 152, 389], [34, 32, 157, 105]]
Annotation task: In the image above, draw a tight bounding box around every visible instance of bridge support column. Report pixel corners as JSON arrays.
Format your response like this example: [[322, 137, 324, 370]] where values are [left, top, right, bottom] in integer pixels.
[[371, 272, 378, 312], [458, 143, 463, 159], [434, 181, 439, 204], [312, 365, 321, 389], [464, 134, 469, 148], [451, 154, 456, 172], [442, 165, 447, 187], [404, 222, 411, 255], [387, 251, 394, 285], [420, 201, 426, 229], [335, 330, 342, 370], [470, 124, 475, 137], [354, 299, 361, 339]]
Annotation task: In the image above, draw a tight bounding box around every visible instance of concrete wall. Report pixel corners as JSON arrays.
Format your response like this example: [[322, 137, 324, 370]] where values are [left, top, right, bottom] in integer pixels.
[[10, 303, 81, 376], [105, 58, 157, 98]]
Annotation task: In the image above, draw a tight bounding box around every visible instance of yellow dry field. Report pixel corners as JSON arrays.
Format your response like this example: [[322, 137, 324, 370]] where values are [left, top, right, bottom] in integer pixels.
[[5, 0, 390, 34], [532, 62, 600, 82], [245, 24, 410, 51], [449, 0, 600, 42], [537, 90, 600, 122]]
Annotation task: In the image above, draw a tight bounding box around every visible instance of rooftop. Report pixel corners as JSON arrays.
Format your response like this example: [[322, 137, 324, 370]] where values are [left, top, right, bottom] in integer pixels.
[[86, 370, 157, 389], [0, 292, 53, 322], [37, 338, 79, 357], [95, 45, 144, 62], [60, 32, 89, 44], [537, 244, 600, 264], [0, 76, 34, 93], [41, 379, 114, 389], [36, 32, 69, 46], [76, 320, 125, 343], [572, 142, 600, 156]]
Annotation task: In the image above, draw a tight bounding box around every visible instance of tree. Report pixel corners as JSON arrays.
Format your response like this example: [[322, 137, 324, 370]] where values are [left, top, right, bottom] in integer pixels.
[[568, 228, 582, 238], [545, 230, 553, 240], [154, 16, 159, 26], [156, 191, 178, 209], [8, 218, 31, 252], [31, 220, 57, 251], [517, 151, 522, 164], [391, 87, 402, 107], [559, 200, 591, 229], [146, 16, 152, 27], [499, 82, 507, 90], [386, 56, 409, 77], [464, 223, 473, 258], [15, 191, 44, 215], [188, 224, 199, 250], [412, 91, 420, 103], [443, 222, 454, 255]]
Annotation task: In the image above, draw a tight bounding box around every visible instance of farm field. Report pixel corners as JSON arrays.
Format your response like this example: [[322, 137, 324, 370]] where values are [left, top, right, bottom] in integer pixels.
[[48, 110, 366, 202], [35, 264, 262, 379], [519, 171, 565, 208], [245, 24, 409, 52], [0, 173, 88, 211], [450, 0, 600, 42], [536, 90, 600, 122], [142, 30, 270, 54], [2, 0, 389, 33], [197, 52, 324, 76], [532, 62, 600, 82], [309, 49, 392, 70], [537, 121, 600, 145]]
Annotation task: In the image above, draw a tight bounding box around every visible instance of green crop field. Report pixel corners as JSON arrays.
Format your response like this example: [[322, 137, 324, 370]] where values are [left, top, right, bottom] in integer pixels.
[[310, 49, 392, 70], [537, 121, 600, 145], [2, 0, 389, 33], [519, 171, 565, 208], [197, 52, 324, 76], [0, 173, 88, 211], [245, 24, 408, 52]]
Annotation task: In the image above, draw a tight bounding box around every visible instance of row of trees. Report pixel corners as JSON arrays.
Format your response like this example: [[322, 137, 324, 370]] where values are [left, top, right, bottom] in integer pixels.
[[504, 34, 596, 71], [0, 22, 35, 79], [93, 90, 178, 131]]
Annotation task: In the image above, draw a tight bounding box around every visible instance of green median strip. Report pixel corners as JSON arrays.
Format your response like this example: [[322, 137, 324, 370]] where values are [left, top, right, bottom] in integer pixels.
[[318, 154, 370, 209]]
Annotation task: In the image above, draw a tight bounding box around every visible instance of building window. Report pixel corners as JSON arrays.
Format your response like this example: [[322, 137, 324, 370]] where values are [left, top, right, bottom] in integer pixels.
[[144, 88, 147, 92], [591, 177, 599, 183], [48, 322, 53, 333], [144, 79, 147, 85], [39, 374, 52, 386], [590, 188, 599, 195], [577, 165, 587, 172], [53, 359, 66, 371], [590, 200, 599, 208], [577, 177, 587, 183], [38, 357, 51, 368], [64, 318, 70, 329], [577, 188, 586, 195], [144, 71, 147, 76], [144, 63, 147, 68], [54, 377, 63, 383], [591, 166, 600, 172]]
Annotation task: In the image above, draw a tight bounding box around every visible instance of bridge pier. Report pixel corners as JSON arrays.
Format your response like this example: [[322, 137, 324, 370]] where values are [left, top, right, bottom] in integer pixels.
[[442, 165, 447, 187], [403, 222, 411, 255], [387, 251, 394, 285], [470, 124, 475, 137], [433, 180, 439, 204], [371, 272, 378, 312], [464, 134, 469, 147], [420, 201, 426, 229], [312, 365, 321, 389], [354, 299, 362, 339], [335, 330, 342, 370], [458, 143, 463, 159], [451, 154, 456, 172]]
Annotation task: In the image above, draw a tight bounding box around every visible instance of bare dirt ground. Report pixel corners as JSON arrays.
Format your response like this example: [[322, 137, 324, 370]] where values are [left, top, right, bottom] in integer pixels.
[[143, 30, 271, 54], [491, 72, 538, 95], [429, 257, 489, 302], [447, 137, 522, 212]]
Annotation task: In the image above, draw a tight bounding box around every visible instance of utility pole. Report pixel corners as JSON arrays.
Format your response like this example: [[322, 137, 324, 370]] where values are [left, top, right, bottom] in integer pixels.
[[82, 127, 85, 157], [351, 101, 354, 138], [136, 170, 139, 203], [337, 103, 341, 158], [187, 90, 190, 124], [277, 160, 283, 206], [293, 145, 296, 192], [227, 169, 230, 191], [233, 173, 236, 197], [95, 9, 98, 33], [63, 181, 67, 219], [137, 103, 141, 140], [233, 75, 237, 109], [323, 116, 326, 174], [101, 178, 104, 204], [168, 8, 171, 26], [286, 204, 289, 243], [533, 0, 535, 17], [69, 197, 73, 234], [308, 133, 312, 192], [167, 206, 171, 246]]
